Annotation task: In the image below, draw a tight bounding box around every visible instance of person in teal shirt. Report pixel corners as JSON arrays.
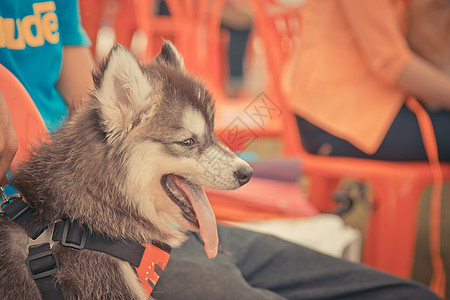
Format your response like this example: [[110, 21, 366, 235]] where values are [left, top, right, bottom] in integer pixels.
[[0, 0, 93, 130]]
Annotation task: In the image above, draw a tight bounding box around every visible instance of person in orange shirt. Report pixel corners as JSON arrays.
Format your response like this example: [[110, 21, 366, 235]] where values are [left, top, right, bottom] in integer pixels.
[[285, 0, 450, 161]]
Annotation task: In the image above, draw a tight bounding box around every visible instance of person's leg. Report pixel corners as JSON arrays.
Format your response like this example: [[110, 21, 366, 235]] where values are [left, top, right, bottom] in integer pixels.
[[222, 26, 251, 96], [152, 228, 285, 300], [296, 105, 450, 161], [295, 115, 370, 159], [373, 106, 450, 161], [217, 225, 439, 300], [153, 225, 440, 299], [227, 27, 251, 80]]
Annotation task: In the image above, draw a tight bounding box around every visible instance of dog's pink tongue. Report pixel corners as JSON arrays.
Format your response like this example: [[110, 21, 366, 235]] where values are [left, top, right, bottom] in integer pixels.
[[172, 176, 218, 259]]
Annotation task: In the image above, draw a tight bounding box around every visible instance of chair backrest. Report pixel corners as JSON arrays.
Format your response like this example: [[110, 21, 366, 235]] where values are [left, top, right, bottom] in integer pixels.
[[135, 0, 226, 93], [0, 65, 48, 167], [251, 0, 303, 156], [252, 0, 302, 86]]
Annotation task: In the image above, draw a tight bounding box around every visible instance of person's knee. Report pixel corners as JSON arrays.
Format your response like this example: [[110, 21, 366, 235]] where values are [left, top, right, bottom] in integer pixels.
[[154, 256, 281, 300]]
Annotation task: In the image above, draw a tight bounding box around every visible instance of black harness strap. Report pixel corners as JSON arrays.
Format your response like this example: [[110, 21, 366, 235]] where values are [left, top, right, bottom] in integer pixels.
[[1, 196, 169, 299], [26, 243, 64, 299], [52, 220, 146, 267], [2, 195, 63, 299], [2, 195, 48, 239]]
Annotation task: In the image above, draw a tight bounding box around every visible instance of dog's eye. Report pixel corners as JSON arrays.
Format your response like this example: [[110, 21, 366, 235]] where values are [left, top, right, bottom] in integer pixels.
[[181, 138, 195, 146]]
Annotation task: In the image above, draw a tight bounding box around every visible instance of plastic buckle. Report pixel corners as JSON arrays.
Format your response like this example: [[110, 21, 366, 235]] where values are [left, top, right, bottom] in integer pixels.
[[9, 197, 31, 221], [26, 243, 59, 280], [1, 194, 31, 220], [61, 220, 87, 250]]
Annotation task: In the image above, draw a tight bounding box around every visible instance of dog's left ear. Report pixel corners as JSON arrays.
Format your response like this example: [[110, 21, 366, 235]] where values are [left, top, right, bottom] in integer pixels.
[[94, 44, 153, 142], [154, 41, 185, 70]]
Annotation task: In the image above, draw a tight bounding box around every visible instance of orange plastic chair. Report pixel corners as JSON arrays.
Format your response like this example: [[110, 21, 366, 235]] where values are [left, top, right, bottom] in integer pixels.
[[80, 0, 137, 58], [134, 0, 226, 91], [251, 0, 450, 296], [134, 0, 176, 62], [0, 65, 48, 167], [250, 0, 303, 156]]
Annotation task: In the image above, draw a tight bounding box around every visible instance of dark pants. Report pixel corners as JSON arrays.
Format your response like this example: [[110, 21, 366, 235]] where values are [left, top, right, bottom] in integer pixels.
[[152, 225, 439, 299], [226, 27, 251, 79], [296, 105, 450, 161]]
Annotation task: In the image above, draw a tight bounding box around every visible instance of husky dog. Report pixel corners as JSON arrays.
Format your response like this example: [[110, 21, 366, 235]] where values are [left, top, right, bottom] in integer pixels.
[[0, 42, 253, 299]]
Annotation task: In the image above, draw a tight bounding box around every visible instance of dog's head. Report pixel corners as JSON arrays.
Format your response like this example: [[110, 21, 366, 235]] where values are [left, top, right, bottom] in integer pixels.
[[91, 42, 253, 257]]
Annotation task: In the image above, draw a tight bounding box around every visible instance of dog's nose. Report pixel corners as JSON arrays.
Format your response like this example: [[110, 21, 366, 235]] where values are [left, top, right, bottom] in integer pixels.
[[234, 165, 254, 186]]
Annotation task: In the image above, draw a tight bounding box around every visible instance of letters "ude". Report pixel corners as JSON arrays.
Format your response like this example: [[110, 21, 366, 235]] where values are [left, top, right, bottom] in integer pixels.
[[0, 1, 59, 49]]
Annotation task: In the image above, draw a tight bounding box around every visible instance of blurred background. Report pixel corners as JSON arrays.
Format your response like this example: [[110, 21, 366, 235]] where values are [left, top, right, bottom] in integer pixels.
[[78, 0, 450, 298]]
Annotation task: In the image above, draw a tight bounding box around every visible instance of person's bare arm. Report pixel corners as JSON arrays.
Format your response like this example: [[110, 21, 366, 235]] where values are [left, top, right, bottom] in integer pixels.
[[0, 92, 17, 186], [56, 46, 95, 114], [340, 0, 450, 110], [397, 53, 450, 110]]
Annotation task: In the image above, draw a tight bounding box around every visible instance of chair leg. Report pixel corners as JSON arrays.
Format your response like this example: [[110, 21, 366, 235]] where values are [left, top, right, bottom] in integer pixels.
[[363, 179, 426, 278], [79, 0, 108, 58], [308, 175, 340, 212], [115, 0, 137, 49]]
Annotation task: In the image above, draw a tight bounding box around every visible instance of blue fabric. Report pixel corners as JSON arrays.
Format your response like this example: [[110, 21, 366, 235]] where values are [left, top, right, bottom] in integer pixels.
[[0, 0, 90, 130]]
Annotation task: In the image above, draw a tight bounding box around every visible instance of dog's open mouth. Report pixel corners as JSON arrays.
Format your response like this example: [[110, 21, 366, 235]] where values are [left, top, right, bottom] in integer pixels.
[[162, 174, 199, 226], [161, 174, 218, 258]]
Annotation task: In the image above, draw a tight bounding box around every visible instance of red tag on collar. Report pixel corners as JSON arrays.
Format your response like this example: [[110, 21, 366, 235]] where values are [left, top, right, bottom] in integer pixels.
[[135, 243, 171, 298]]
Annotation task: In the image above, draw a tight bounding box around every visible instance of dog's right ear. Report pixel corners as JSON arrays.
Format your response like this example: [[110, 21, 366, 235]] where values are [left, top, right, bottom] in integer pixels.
[[153, 41, 185, 70], [93, 44, 153, 143]]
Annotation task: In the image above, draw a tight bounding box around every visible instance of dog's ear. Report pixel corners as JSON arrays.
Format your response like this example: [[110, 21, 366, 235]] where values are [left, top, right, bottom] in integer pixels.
[[154, 40, 185, 70], [94, 44, 153, 142]]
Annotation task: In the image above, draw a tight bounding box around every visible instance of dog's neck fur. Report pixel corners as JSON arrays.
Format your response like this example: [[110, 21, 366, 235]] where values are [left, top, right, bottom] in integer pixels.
[[12, 103, 171, 245]]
